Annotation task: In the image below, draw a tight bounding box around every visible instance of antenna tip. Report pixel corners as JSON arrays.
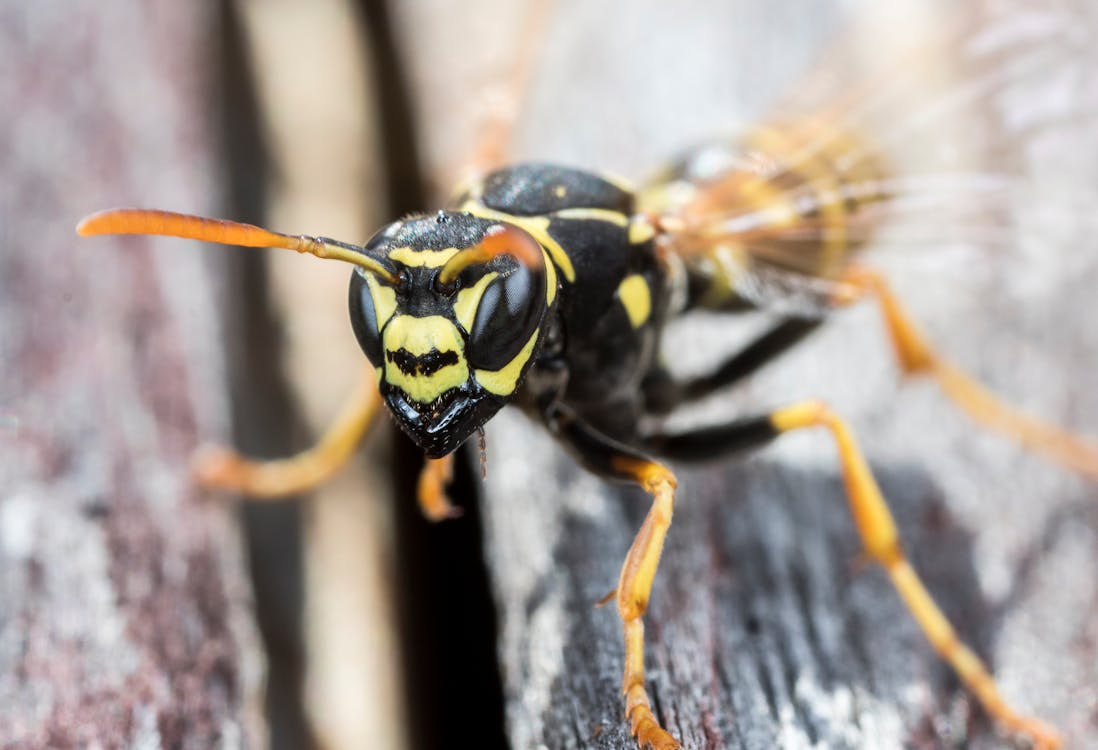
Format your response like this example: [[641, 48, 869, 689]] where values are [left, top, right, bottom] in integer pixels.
[[76, 210, 110, 237]]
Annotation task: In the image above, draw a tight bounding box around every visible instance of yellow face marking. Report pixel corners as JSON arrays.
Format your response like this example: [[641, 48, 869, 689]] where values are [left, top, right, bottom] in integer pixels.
[[388, 245, 461, 268], [475, 328, 540, 396], [553, 185, 567, 198], [363, 272, 397, 328], [382, 315, 469, 404], [628, 216, 656, 245], [459, 202, 576, 282], [453, 272, 498, 332], [552, 207, 629, 226], [616, 274, 652, 328]]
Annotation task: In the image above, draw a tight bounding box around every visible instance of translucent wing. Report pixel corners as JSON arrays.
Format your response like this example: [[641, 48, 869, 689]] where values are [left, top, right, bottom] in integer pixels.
[[641, 0, 1098, 317]]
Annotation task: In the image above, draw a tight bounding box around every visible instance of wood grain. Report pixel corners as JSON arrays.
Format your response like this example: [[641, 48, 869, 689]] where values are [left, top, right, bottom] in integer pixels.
[[0, 1, 264, 746]]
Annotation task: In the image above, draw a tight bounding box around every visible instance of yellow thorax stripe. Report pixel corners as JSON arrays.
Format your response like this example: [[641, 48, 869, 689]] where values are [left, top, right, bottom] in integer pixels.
[[475, 327, 540, 396], [459, 203, 631, 286], [543, 248, 557, 305], [458, 201, 577, 282], [616, 274, 651, 328], [628, 216, 656, 244], [552, 207, 629, 226]]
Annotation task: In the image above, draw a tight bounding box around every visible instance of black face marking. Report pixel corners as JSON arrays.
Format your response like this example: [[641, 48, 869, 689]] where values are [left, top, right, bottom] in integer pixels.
[[386, 348, 460, 377], [383, 381, 508, 458]]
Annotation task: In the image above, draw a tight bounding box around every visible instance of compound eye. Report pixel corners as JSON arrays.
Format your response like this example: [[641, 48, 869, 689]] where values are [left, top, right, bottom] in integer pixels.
[[466, 263, 546, 371], [348, 270, 385, 367]]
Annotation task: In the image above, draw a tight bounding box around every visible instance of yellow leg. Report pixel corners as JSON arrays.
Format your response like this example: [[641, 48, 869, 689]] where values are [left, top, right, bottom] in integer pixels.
[[612, 457, 681, 750], [193, 368, 382, 498], [547, 408, 681, 747], [417, 454, 463, 521], [770, 400, 1061, 750], [842, 266, 1098, 479]]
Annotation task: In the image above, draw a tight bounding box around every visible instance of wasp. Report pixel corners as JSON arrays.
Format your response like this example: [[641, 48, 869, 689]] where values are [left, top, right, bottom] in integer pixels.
[[78, 0, 1097, 747]]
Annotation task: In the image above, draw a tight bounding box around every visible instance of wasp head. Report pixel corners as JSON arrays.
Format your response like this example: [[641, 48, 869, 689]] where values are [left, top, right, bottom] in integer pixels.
[[74, 206, 553, 459], [349, 212, 553, 457]]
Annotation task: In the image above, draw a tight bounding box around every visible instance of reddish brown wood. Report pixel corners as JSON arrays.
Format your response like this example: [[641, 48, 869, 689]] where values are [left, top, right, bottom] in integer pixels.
[[0, 1, 264, 746]]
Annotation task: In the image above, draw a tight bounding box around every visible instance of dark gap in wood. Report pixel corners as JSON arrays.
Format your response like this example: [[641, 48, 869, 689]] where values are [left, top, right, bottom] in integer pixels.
[[352, 2, 507, 748], [216, 2, 314, 748]]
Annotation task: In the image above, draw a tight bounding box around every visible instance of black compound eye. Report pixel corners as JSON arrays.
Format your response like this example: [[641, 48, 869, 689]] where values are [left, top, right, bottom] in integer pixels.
[[466, 263, 546, 371], [348, 270, 384, 367]]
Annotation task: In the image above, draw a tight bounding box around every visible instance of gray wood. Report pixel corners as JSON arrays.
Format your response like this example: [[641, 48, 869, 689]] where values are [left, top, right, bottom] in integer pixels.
[[0, 1, 265, 746], [396, 0, 1098, 748]]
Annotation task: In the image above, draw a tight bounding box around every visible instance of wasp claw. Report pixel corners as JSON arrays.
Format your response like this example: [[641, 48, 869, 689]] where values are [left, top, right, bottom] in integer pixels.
[[595, 588, 617, 608]]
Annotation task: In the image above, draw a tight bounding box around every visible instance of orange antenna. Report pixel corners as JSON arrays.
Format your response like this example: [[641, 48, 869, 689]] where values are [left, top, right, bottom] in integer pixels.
[[77, 208, 398, 283], [437, 223, 543, 287]]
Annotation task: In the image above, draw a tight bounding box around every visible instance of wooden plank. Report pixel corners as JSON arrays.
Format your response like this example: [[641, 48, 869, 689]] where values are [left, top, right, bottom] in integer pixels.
[[0, 1, 265, 745], [396, 0, 1098, 748]]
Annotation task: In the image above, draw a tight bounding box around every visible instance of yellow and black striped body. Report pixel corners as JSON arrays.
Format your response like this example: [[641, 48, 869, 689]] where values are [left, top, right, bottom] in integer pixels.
[[348, 163, 670, 454], [453, 163, 671, 442], [639, 122, 893, 313], [349, 131, 897, 456]]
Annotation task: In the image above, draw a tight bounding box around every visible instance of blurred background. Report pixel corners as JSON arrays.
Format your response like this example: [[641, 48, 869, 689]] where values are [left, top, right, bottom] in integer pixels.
[[2, 0, 1097, 748]]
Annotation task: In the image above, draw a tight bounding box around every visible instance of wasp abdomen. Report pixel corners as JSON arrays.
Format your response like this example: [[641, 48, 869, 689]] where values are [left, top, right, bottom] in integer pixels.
[[641, 124, 893, 313]]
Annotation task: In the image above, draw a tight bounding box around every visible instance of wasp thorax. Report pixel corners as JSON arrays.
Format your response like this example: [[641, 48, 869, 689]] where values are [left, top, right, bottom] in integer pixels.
[[348, 212, 553, 457]]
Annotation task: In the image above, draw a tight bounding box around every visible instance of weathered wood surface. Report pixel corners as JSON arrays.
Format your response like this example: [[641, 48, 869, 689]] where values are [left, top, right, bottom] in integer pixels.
[[397, 0, 1098, 748], [0, 1, 264, 746]]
